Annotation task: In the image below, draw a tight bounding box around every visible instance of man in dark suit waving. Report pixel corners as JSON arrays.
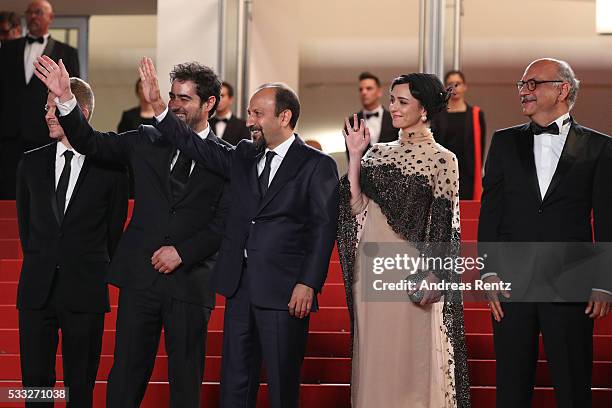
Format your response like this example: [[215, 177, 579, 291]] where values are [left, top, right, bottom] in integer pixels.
[[0, 0, 80, 199], [17, 78, 128, 407], [34, 56, 230, 407], [478, 58, 612, 408], [138, 57, 339, 408]]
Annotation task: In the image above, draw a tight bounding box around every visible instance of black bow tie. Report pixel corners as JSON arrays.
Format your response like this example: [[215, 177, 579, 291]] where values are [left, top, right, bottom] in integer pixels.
[[364, 111, 379, 119], [26, 36, 44, 44], [216, 117, 229, 123], [531, 121, 559, 135]]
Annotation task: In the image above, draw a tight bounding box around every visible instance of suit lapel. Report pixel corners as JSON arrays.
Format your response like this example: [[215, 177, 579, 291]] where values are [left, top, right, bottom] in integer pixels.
[[542, 123, 587, 203], [63, 157, 90, 219], [46, 144, 62, 225], [16, 38, 27, 85], [257, 137, 307, 213], [248, 148, 265, 199], [516, 124, 542, 203], [42, 37, 56, 59]]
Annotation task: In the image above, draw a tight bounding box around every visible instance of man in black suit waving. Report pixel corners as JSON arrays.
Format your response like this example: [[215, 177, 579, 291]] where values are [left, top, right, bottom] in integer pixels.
[[17, 78, 128, 407], [0, 0, 80, 199], [478, 58, 612, 408], [209, 81, 250, 146], [137, 57, 339, 408], [34, 56, 230, 407]]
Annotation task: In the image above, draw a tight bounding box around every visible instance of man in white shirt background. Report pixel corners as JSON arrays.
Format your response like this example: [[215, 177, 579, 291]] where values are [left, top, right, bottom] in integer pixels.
[[478, 58, 612, 408], [209, 81, 251, 146], [0, 0, 79, 199], [343, 71, 398, 159]]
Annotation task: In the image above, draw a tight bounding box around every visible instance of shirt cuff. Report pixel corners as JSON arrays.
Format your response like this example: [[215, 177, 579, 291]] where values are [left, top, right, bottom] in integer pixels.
[[592, 288, 612, 296], [54, 95, 77, 116], [155, 107, 169, 123], [480, 272, 498, 280]]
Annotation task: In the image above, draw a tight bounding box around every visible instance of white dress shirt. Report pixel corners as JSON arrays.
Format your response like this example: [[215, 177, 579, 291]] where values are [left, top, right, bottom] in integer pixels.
[[214, 112, 232, 139], [363, 105, 383, 145], [55, 142, 85, 213], [534, 112, 571, 199], [170, 126, 210, 175], [24, 33, 50, 84], [257, 134, 295, 186]]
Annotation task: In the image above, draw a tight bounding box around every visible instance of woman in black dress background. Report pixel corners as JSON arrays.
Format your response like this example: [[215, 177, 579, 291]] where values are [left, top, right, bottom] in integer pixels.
[[431, 70, 486, 200]]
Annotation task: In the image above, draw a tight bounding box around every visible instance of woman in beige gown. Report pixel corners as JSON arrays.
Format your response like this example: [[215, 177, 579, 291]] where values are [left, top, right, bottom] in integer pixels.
[[338, 73, 470, 407]]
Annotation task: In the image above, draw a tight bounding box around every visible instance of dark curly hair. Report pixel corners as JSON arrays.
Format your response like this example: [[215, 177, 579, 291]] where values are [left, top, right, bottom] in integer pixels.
[[390, 73, 452, 121], [170, 62, 221, 114]]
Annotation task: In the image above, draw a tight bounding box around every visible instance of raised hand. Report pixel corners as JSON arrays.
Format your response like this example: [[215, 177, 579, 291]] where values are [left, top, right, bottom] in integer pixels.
[[33, 56, 72, 101], [138, 57, 166, 115], [344, 114, 371, 158]]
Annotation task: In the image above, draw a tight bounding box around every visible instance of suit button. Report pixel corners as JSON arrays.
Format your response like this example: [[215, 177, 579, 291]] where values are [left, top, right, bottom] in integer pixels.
[[538, 209, 543, 214], [170, 207, 176, 215], [251, 220, 255, 224]]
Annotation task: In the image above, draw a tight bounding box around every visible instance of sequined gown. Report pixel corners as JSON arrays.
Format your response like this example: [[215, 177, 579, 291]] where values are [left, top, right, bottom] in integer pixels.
[[337, 129, 470, 408]]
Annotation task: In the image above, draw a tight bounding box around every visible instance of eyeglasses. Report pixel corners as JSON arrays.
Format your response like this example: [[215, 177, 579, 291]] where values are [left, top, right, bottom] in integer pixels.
[[516, 79, 564, 92]]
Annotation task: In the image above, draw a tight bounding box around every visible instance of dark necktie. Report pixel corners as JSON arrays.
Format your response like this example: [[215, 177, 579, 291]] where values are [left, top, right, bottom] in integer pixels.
[[169, 151, 191, 201], [56, 150, 74, 222], [364, 111, 379, 119], [258, 151, 276, 196], [26, 36, 44, 44]]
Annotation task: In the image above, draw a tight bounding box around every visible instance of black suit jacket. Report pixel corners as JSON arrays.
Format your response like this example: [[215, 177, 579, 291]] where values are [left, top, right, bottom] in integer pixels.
[[344, 108, 398, 159], [0, 37, 80, 149], [209, 114, 251, 146], [16, 142, 128, 313], [478, 121, 612, 296], [59, 107, 230, 308], [156, 111, 340, 311]]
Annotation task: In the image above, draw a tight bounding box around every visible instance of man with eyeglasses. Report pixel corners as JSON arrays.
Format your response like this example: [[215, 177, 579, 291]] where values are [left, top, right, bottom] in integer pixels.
[[478, 58, 612, 407], [0, 0, 79, 199]]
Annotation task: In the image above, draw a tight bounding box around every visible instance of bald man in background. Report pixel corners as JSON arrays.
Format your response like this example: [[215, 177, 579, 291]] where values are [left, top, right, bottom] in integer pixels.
[[0, 0, 80, 199]]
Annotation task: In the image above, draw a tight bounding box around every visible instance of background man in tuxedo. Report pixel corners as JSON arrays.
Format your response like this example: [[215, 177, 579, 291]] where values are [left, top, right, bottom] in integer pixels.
[[138, 57, 339, 408], [17, 78, 128, 407], [344, 71, 398, 158], [478, 58, 612, 408], [209, 81, 250, 145], [0, 11, 22, 44], [0, 0, 80, 199], [35, 56, 230, 408]]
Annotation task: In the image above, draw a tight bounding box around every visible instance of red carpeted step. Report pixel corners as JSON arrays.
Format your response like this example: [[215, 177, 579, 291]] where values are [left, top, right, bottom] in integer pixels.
[[470, 385, 612, 408], [0, 380, 609, 408], [0, 305, 352, 332], [0, 354, 353, 383], [0, 201, 17, 218], [460, 219, 478, 241], [0, 281, 348, 308], [0, 219, 19, 239], [468, 359, 612, 388], [0, 239, 21, 259], [0, 260, 344, 284], [0, 380, 352, 408], [0, 259, 21, 281], [0, 328, 352, 358], [460, 200, 481, 220]]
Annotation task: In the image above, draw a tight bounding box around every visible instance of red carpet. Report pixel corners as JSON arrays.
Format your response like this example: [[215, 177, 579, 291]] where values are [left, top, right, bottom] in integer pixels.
[[0, 200, 610, 407]]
